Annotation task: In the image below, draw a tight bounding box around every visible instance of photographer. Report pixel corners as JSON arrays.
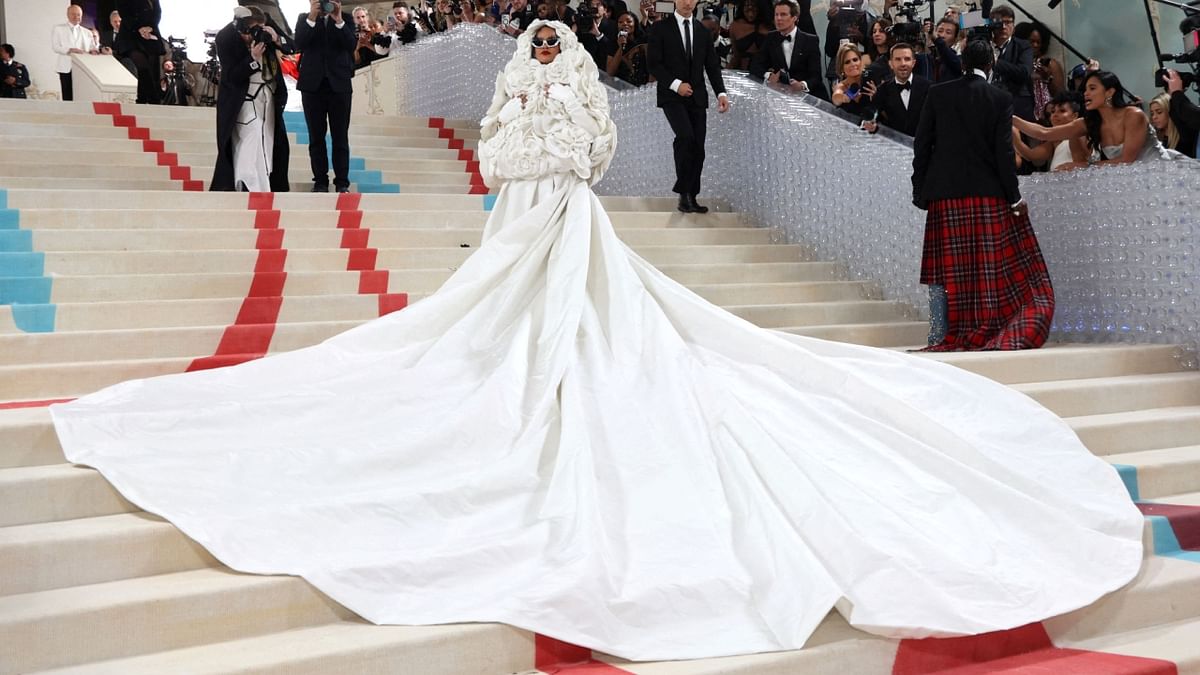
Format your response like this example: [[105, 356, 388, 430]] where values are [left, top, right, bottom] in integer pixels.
[[988, 5, 1035, 121], [924, 17, 961, 83], [211, 7, 291, 193], [749, 0, 828, 100], [352, 7, 386, 66], [376, 2, 421, 54], [499, 0, 535, 34], [606, 11, 649, 85], [1013, 22, 1064, 123], [295, 0, 357, 193], [1165, 69, 1200, 159], [159, 58, 192, 106], [574, 0, 618, 70]]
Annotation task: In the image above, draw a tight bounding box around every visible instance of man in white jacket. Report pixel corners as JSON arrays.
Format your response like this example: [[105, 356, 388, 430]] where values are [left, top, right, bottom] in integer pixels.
[[50, 4, 99, 101]]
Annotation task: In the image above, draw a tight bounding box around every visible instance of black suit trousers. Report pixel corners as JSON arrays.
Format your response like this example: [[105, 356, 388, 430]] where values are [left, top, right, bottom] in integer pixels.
[[59, 72, 73, 102], [662, 102, 706, 196], [301, 80, 353, 189]]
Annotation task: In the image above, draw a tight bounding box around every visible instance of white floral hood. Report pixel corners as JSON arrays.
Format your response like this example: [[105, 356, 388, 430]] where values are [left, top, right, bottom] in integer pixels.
[[479, 20, 618, 185]]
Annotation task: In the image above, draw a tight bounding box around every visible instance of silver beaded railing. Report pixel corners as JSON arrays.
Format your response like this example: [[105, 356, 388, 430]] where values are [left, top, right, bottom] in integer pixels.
[[390, 26, 1200, 358]]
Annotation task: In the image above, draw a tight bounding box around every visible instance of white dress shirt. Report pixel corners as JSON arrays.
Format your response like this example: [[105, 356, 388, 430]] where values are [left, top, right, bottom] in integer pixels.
[[668, 12, 728, 102], [894, 76, 912, 109], [780, 28, 797, 69], [50, 22, 98, 73]]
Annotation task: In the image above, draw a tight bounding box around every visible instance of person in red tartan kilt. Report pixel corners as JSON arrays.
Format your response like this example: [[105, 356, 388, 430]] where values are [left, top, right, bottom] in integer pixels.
[[911, 38, 1054, 351]]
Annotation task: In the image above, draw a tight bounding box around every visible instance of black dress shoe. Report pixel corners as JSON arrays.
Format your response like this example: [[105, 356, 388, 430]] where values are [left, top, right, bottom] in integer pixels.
[[336, 186, 351, 194], [677, 194, 695, 213], [311, 183, 329, 193], [687, 194, 710, 214]]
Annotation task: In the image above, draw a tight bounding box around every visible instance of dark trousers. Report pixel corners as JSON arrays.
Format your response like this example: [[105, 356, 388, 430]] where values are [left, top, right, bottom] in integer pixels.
[[662, 102, 706, 196], [59, 72, 73, 101], [124, 49, 161, 104], [301, 80, 353, 189]]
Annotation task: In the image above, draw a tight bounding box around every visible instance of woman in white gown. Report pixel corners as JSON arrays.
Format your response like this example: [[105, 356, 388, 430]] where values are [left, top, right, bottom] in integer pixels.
[[52, 21, 1143, 661]]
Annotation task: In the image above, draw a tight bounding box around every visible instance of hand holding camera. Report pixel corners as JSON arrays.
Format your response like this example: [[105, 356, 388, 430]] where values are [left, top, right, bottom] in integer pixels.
[[251, 40, 267, 62]]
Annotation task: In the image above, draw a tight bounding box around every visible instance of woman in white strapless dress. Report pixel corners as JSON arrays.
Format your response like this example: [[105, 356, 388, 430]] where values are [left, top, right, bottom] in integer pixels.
[[1015, 70, 1175, 165], [50, 21, 1144, 661]]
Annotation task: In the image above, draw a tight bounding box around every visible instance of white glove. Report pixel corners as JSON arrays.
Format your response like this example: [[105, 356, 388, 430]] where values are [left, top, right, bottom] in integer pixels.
[[547, 83, 577, 106], [497, 96, 523, 124]]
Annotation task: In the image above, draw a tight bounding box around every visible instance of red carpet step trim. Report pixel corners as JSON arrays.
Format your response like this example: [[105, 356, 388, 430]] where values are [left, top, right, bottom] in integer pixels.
[[186, 193, 286, 371], [893, 623, 1178, 675], [335, 192, 408, 316], [0, 397, 76, 410], [534, 634, 631, 674], [1139, 502, 1200, 551], [428, 117, 489, 195], [92, 102, 203, 191]]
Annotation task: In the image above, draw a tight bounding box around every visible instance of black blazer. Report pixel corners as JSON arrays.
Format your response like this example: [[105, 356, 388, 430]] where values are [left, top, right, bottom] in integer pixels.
[[912, 74, 1020, 208], [646, 15, 726, 108], [293, 12, 357, 93], [210, 22, 292, 192], [114, 0, 162, 55], [873, 75, 930, 137], [748, 29, 829, 101], [992, 37, 1033, 100]]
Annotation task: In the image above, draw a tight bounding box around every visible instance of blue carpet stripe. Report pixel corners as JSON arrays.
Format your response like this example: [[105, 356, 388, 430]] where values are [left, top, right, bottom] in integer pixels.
[[0, 190, 56, 332], [1113, 463, 1141, 502], [483, 194, 497, 212], [282, 112, 401, 194]]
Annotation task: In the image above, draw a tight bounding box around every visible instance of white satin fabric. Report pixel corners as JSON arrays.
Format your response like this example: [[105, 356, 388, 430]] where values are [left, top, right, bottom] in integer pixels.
[[52, 173, 1144, 660]]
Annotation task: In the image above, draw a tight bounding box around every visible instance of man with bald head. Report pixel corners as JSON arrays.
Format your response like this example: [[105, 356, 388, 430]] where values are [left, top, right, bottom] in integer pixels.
[[51, 4, 100, 100]]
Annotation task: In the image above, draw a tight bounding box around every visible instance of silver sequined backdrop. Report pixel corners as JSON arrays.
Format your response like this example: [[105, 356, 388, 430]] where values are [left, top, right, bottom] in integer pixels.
[[390, 25, 1200, 359]]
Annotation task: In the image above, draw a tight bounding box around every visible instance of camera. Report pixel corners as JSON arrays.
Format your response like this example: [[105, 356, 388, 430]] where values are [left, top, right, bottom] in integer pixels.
[[1155, 67, 1197, 90], [321, 1, 336, 13], [888, 21, 923, 45]]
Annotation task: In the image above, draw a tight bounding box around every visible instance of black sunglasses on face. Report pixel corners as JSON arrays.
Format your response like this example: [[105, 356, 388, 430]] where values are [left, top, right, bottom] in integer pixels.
[[531, 37, 560, 47]]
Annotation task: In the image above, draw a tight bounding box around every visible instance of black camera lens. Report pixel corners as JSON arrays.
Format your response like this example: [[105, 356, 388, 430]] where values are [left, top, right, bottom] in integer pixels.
[[321, 1, 336, 13]]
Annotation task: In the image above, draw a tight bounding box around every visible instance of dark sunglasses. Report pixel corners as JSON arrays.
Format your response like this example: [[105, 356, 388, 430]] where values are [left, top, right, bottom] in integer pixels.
[[531, 37, 560, 47]]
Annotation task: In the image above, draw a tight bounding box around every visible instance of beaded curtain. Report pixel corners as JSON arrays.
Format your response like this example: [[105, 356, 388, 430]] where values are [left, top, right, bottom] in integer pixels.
[[393, 25, 1200, 358]]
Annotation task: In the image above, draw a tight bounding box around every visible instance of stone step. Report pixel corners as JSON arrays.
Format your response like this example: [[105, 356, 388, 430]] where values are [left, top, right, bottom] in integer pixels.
[[0, 408, 63, 469], [0, 463, 135, 528], [1068, 407, 1200, 456], [1, 189, 694, 213], [0, 109, 471, 130], [0, 177, 481, 194], [0, 321, 357, 371], [1058, 616, 1200, 675], [0, 568, 354, 673], [26, 246, 807, 275], [1013, 372, 1200, 418], [24, 227, 772, 252], [782, 321, 929, 348], [33, 620, 534, 675], [1109, 445, 1200, 501], [728, 301, 909, 328], [0, 512, 218, 596], [922, 344, 1188, 385], [12, 209, 747, 230], [0, 164, 474, 186], [1044, 556, 1200, 644]]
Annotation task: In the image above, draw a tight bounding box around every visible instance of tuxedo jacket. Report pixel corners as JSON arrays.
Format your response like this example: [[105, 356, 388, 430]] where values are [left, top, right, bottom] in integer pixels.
[[0, 61, 30, 98], [646, 15, 726, 108], [992, 37, 1033, 100], [114, 0, 162, 56], [912, 74, 1020, 208], [747, 29, 828, 101], [100, 28, 119, 51], [873, 75, 930, 137], [294, 12, 357, 94]]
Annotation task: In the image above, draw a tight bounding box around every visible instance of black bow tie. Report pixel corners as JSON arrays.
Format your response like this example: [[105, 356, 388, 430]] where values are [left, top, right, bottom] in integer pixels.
[[897, 81, 912, 91], [781, 34, 792, 43]]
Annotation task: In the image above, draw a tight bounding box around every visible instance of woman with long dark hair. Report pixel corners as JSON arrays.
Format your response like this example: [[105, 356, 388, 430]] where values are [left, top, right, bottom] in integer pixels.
[[1014, 70, 1168, 164]]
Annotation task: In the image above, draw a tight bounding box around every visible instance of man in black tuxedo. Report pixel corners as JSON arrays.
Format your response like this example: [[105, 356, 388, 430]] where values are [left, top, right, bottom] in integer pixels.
[[99, 11, 120, 53], [989, 5, 1034, 121], [912, 40, 1054, 352], [647, 0, 730, 214], [295, 0, 357, 193], [748, 0, 828, 101], [863, 43, 929, 136]]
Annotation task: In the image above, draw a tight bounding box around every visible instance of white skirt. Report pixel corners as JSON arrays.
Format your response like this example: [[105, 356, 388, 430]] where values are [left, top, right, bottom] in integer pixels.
[[51, 173, 1143, 660]]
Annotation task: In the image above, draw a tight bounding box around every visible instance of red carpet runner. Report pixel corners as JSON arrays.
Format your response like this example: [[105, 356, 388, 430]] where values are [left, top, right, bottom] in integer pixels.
[[92, 102, 203, 191]]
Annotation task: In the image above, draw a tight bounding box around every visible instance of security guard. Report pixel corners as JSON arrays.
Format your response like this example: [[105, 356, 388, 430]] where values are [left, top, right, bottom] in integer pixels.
[[0, 44, 31, 99]]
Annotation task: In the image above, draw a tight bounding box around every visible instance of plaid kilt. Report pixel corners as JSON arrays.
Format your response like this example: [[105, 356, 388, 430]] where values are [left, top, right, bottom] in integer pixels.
[[919, 196, 1054, 351]]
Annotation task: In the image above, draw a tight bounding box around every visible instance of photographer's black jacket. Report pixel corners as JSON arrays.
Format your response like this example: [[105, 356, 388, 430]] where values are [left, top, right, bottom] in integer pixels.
[[1169, 90, 1200, 158], [748, 29, 829, 101], [294, 12, 357, 93], [209, 22, 292, 192], [992, 36, 1034, 120]]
